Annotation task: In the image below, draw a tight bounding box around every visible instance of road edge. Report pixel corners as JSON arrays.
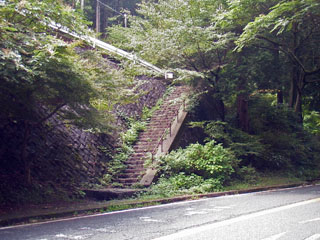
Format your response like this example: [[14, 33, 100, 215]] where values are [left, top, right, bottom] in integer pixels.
[[1, 180, 319, 227]]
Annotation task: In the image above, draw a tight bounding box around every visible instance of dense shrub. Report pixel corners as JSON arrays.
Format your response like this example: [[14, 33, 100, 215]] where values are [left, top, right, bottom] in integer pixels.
[[195, 121, 266, 168], [303, 111, 320, 136], [188, 94, 320, 176], [149, 140, 238, 195], [248, 95, 320, 172], [148, 173, 222, 197], [249, 94, 302, 135], [159, 140, 238, 181]]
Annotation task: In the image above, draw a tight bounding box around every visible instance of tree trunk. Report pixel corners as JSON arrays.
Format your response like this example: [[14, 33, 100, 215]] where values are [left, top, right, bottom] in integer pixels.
[[211, 96, 225, 122], [96, 1, 101, 33], [289, 66, 299, 108], [294, 89, 303, 123], [237, 94, 249, 132], [236, 73, 249, 132], [218, 99, 225, 122], [294, 71, 305, 122], [277, 89, 283, 104], [21, 121, 32, 185]]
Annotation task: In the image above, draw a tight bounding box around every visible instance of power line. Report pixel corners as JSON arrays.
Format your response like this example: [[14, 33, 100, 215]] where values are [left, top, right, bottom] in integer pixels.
[[96, 0, 123, 16]]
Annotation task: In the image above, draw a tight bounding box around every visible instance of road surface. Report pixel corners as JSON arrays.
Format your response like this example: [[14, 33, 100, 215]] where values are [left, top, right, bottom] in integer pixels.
[[0, 184, 319, 240]]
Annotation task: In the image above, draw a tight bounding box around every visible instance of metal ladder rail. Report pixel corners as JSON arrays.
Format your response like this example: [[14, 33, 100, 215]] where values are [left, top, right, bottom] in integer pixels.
[[11, 5, 168, 76], [50, 23, 165, 75]]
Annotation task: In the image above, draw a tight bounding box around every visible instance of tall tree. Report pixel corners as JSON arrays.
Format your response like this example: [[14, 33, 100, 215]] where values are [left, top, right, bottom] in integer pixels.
[[235, 0, 320, 119], [108, 0, 235, 120], [0, 0, 129, 183], [108, 0, 320, 128]]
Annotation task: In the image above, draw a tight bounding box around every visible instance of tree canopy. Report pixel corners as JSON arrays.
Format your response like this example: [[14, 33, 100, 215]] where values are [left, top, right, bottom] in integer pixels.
[[108, 0, 320, 121], [0, 0, 132, 183]]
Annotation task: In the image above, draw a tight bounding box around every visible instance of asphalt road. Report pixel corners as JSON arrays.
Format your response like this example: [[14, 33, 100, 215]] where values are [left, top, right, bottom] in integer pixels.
[[0, 184, 319, 240]]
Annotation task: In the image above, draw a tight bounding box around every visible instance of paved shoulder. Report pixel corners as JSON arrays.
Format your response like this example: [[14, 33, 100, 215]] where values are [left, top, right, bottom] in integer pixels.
[[0, 184, 319, 240]]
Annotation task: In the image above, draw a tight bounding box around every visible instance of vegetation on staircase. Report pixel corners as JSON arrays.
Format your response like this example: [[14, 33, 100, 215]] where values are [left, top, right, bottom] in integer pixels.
[[1, 0, 320, 207], [113, 85, 190, 188]]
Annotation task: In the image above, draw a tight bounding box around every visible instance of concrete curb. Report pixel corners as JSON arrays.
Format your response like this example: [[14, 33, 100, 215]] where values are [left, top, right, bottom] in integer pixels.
[[1, 181, 319, 227]]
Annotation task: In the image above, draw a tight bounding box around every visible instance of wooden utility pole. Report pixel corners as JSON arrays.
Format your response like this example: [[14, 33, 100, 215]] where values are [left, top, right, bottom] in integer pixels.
[[124, 13, 128, 28], [96, 0, 100, 33], [81, 0, 84, 10]]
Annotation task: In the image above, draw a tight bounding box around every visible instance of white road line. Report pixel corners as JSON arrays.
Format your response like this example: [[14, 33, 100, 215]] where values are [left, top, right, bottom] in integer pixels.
[[184, 205, 233, 216], [299, 218, 320, 224], [184, 211, 208, 216], [139, 217, 165, 223], [185, 208, 195, 211], [1, 184, 319, 230], [262, 232, 287, 240], [201, 208, 224, 212], [152, 198, 320, 240], [305, 234, 320, 240], [213, 206, 234, 209]]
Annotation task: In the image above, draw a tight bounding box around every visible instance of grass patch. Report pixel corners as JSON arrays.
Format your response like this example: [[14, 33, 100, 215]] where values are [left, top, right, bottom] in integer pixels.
[[224, 171, 305, 191]]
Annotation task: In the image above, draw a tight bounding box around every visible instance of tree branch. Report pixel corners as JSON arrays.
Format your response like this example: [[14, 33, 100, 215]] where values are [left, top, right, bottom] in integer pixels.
[[305, 67, 320, 76], [36, 103, 66, 126], [305, 78, 320, 84], [252, 44, 280, 52], [182, 53, 199, 71], [256, 35, 283, 48]]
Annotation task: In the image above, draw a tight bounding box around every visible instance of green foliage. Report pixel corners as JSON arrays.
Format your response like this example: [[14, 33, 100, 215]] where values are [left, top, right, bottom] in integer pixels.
[[100, 173, 113, 186], [121, 120, 146, 146], [150, 140, 238, 195], [0, 1, 133, 131], [303, 111, 320, 136], [235, 0, 320, 50], [193, 121, 266, 167], [159, 140, 237, 182], [0, 1, 92, 126], [191, 94, 320, 174], [0, 0, 136, 202], [249, 95, 320, 170], [235, 166, 258, 184], [249, 94, 301, 134], [102, 115, 148, 185], [147, 173, 222, 197], [107, 0, 235, 88]]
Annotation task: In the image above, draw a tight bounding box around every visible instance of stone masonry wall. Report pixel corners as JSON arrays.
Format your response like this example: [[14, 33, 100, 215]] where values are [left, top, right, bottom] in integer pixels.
[[114, 76, 168, 128], [0, 75, 168, 204]]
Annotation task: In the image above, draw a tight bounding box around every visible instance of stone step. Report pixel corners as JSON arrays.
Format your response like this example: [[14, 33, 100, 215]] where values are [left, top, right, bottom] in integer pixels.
[[147, 123, 171, 127], [132, 146, 153, 152], [124, 168, 144, 174], [125, 160, 145, 165], [129, 153, 146, 158], [141, 129, 166, 134], [128, 155, 147, 161], [113, 85, 190, 189], [131, 149, 151, 154], [148, 121, 172, 126], [126, 163, 144, 169], [138, 140, 158, 144], [117, 178, 139, 184], [118, 172, 141, 178], [139, 130, 166, 135], [134, 143, 158, 148], [155, 112, 178, 116]]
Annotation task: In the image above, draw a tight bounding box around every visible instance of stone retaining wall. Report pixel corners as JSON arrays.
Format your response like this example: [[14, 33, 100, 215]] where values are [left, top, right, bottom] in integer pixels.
[[114, 76, 168, 128], [0, 75, 168, 204]]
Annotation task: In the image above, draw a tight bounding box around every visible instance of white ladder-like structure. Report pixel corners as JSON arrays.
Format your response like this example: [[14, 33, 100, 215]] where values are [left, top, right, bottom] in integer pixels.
[[50, 24, 172, 78], [12, 3, 171, 78]]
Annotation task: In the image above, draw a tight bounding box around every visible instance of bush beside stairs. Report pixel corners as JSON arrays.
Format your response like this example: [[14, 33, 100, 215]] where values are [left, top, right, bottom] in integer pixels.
[[84, 85, 190, 200]]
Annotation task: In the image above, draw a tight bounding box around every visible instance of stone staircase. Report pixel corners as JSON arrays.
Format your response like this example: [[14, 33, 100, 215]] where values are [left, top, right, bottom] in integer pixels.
[[115, 85, 190, 187]]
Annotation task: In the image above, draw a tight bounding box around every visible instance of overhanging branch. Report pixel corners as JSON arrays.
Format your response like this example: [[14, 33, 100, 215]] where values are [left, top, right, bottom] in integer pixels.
[[36, 103, 66, 126]]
